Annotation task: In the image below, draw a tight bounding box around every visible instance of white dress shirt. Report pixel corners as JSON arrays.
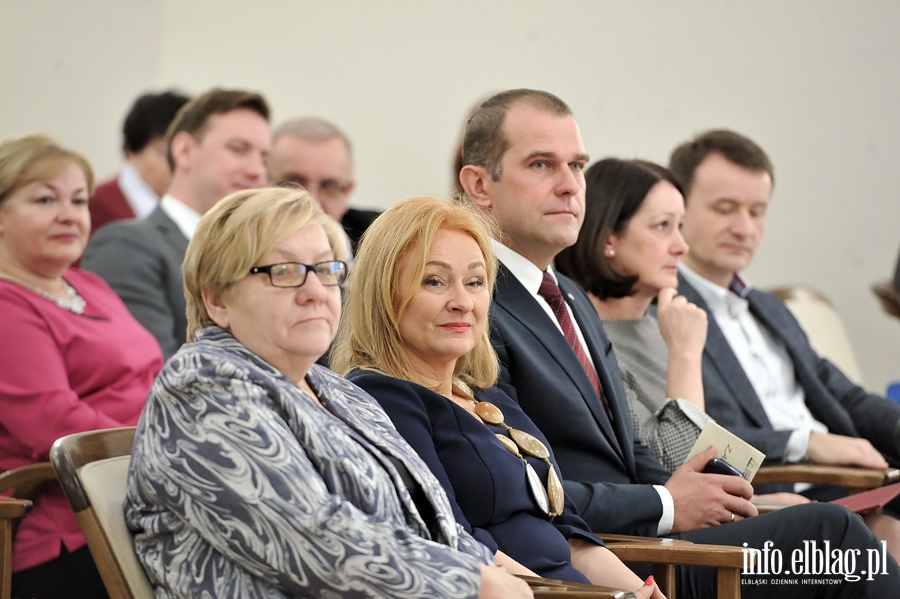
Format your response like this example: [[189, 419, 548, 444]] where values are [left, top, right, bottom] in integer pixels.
[[680, 263, 827, 463], [160, 194, 203, 241], [118, 161, 159, 219]]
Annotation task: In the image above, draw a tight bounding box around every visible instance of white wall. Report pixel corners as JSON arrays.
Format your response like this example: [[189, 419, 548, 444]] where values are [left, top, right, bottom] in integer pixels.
[[3, 0, 899, 393]]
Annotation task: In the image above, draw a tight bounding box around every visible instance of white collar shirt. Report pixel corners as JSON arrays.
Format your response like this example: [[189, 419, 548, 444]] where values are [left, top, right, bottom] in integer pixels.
[[680, 263, 827, 463], [118, 161, 159, 219], [492, 241, 592, 353], [159, 194, 202, 241]]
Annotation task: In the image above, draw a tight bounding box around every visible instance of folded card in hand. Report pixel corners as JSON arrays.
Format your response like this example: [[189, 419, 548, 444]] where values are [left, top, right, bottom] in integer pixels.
[[685, 420, 766, 482]]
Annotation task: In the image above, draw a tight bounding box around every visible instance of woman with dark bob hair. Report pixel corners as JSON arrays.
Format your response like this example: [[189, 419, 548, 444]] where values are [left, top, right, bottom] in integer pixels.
[[555, 158, 710, 471], [554, 158, 900, 557]]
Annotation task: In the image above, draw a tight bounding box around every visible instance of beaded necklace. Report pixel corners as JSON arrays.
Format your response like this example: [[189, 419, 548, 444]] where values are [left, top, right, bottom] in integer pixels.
[[0, 273, 86, 314]]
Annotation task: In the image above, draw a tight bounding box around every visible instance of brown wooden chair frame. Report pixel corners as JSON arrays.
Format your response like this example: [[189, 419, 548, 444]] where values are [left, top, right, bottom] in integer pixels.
[[0, 461, 58, 599], [600, 534, 748, 599], [0, 462, 57, 538], [754, 464, 900, 494], [50, 427, 153, 599], [0, 462, 57, 502], [48, 427, 756, 598], [519, 574, 636, 598], [0, 498, 32, 599]]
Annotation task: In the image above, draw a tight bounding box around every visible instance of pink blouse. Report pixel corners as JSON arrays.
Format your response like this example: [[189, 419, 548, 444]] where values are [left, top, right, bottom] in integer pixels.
[[0, 268, 163, 572]]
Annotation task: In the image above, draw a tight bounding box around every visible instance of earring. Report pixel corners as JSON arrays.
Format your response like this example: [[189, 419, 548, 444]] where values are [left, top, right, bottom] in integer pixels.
[[605, 248, 615, 258]]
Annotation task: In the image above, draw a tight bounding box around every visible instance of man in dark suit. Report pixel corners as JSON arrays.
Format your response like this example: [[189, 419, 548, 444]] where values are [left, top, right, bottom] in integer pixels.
[[82, 88, 271, 358], [458, 89, 898, 597], [670, 131, 900, 555], [89, 90, 190, 234], [268, 117, 380, 253]]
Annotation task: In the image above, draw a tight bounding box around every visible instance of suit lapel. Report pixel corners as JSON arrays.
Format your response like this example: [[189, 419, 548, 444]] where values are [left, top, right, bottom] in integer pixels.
[[147, 206, 190, 252], [557, 276, 635, 470], [678, 274, 773, 428], [745, 291, 857, 435], [495, 265, 625, 461]]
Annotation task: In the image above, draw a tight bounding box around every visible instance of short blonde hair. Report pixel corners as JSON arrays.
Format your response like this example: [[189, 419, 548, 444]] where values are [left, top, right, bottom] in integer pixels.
[[0, 134, 94, 205], [183, 186, 347, 341], [331, 195, 499, 390]]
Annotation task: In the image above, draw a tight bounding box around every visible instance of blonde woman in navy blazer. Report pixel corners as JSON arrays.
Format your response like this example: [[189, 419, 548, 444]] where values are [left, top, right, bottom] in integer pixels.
[[332, 196, 665, 598]]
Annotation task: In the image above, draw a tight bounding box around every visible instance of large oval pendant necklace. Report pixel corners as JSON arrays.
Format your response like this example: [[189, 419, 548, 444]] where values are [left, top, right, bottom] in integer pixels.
[[456, 381, 564, 517]]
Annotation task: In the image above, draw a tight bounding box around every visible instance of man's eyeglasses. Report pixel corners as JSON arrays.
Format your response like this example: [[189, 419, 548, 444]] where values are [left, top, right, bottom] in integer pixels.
[[276, 176, 352, 201], [248, 260, 348, 288]]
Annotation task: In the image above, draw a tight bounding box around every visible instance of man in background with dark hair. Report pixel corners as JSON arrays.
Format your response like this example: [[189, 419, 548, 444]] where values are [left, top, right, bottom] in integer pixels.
[[83, 88, 270, 358], [90, 90, 190, 233]]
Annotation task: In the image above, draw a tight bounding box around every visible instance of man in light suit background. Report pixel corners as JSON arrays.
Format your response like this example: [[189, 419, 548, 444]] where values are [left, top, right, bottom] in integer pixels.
[[671, 129, 900, 551], [82, 88, 271, 358], [89, 89, 190, 234], [458, 88, 898, 597]]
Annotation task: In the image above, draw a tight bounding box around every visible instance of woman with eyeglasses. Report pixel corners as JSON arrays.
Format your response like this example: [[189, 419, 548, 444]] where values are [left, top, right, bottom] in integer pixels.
[[125, 186, 536, 599], [0, 135, 163, 599], [331, 196, 664, 598]]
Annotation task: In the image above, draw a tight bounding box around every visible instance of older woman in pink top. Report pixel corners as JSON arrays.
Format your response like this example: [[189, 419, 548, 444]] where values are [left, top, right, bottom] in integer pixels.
[[0, 135, 162, 599]]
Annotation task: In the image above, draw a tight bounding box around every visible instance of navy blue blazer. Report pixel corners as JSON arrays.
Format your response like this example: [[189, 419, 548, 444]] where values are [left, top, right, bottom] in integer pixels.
[[677, 273, 900, 465], [349, 370, 600, 583], [490, 264, 672, 537]]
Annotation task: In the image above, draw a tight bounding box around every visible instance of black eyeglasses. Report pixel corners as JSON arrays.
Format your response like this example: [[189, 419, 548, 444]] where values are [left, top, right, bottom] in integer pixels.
[[248, 260, 347, 288]]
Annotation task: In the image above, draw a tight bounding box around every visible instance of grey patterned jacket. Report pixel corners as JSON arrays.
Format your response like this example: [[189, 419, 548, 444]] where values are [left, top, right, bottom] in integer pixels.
[[125, 326, 490, 598]]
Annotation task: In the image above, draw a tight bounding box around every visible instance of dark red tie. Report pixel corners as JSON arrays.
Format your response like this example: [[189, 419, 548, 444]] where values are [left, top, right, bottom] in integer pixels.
[[538, 271, 606, 409]]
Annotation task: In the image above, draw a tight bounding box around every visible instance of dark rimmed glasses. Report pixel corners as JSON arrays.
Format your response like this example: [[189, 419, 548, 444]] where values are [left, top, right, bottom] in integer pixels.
[[248, 260, 347, 288]]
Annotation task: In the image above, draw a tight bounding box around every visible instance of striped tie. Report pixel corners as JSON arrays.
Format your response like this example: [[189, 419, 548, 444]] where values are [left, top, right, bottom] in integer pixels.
[[538, 271, 606, 410]]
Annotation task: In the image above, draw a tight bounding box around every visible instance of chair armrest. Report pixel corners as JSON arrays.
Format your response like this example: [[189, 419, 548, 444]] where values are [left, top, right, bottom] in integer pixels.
[[518, 575, 636, 598], [600, 532, 748, 599], [603, 539, 746, 569], [0, 462, 57, 500], [0, 497, 32, 520], [600, 533, 693, 546], [754, 464, 898, 490]]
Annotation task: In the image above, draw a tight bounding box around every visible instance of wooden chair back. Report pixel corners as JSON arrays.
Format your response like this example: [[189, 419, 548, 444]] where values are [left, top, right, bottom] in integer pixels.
[[50, 427, 153, 599]]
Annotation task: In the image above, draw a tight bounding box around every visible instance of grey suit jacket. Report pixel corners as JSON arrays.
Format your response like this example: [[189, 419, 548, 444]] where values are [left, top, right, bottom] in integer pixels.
[[491, 264, 672, 536], [678, 273, 900, 465], [82, 205, 188, 359]]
